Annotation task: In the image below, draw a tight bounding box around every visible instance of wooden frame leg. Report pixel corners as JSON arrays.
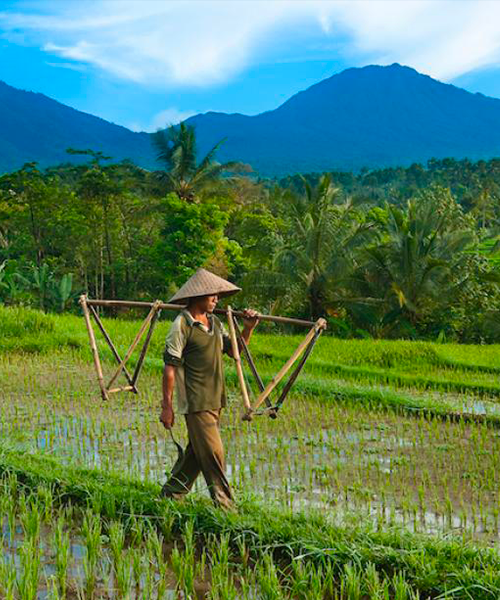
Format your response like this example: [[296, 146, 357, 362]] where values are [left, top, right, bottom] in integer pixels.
[[234, 317, 277, 419], [227, 306, 253, 421], [132, 306, 161, 385], [80, 294, 109, 401], [106, 301, 160, 390], [273, 327, 322, 412], [253, 318, 326, 412], [88, 304, 138, 394]]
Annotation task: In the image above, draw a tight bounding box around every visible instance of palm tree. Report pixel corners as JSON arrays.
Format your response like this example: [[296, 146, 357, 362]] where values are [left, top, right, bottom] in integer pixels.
[[358, 189, 475, 334], [152, 122, 248, 202], [264, 175, 374, 319]]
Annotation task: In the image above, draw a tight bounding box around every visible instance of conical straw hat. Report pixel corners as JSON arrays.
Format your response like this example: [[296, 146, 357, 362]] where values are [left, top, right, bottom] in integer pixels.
[[169, 268, 241, 304]]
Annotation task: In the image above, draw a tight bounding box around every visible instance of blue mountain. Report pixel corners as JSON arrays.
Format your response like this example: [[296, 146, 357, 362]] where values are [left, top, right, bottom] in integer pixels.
[[2, 64, 500, 176], [0, 79, 154, 172], [186, 63, 500, 175]]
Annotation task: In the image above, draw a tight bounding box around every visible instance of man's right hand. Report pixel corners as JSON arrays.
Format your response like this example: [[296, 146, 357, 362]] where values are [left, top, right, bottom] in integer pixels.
[[160, 406, 175, 430]]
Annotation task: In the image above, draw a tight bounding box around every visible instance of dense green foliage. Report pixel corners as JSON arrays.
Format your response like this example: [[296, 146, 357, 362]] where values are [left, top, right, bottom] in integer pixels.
[[3, 123, 500, 341]]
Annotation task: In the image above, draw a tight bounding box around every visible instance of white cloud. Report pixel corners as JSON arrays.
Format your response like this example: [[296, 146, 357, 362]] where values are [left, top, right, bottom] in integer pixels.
[[1, 0, 500, 87], [150, 108, 196, 130], [128, 107, 196, 132]]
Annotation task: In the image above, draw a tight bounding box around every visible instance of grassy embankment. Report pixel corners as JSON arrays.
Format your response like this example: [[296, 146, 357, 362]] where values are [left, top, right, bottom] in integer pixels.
[[4, 305, 500, 420]]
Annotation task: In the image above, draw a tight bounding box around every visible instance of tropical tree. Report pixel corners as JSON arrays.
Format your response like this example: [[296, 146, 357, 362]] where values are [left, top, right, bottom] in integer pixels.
[[152, 122, 248, 202], [260, 175, 374, 319], [355, 186, 476, 337]]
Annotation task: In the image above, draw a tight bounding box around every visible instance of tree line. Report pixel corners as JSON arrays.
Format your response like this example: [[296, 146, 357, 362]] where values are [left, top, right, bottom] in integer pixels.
[[2, 124, 500, 342]]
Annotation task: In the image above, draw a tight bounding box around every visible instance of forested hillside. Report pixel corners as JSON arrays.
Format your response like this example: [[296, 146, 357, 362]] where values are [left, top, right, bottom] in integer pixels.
[[0, 80, 155, 172], [2, 121, 500, 343], [187, 64, 500, 174]]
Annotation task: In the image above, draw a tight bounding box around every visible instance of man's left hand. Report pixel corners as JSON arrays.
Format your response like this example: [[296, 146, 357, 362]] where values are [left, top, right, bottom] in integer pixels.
[[242, 308, 260, 330]]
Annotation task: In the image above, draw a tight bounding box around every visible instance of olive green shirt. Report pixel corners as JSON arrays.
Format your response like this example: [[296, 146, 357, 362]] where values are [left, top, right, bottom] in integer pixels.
[[163, 310, 231, 414]]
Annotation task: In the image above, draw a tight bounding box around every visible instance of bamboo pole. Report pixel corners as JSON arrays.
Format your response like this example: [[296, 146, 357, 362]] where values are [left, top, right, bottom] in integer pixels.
[[273, 327, 322, 412], [132, 305, 161, 385], [79, 294, 109, 401], [88, 304, 138, 393], [86, 299, 316, 328], [226, 306, 253, 422], [106, 301, 160, 390], [234, 317, 277, 419], [253, 318, 327, 412], [108, 385, 135, 394]]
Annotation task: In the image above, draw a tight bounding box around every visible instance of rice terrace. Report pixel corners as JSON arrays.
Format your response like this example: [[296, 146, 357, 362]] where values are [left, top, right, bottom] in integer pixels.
[[6, 0, 500, 598], [3, 300, 500, 598]]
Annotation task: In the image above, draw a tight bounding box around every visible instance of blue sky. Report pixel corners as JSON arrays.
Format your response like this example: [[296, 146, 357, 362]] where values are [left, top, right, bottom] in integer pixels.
[[1, 0, 500, 132]]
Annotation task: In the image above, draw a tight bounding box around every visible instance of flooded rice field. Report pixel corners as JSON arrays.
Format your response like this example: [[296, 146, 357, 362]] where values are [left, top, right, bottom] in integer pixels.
[[3, 353, 500, 546]]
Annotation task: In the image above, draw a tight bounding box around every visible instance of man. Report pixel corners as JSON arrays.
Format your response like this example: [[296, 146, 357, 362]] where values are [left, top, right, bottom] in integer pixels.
[[159, 268, 258, 509]]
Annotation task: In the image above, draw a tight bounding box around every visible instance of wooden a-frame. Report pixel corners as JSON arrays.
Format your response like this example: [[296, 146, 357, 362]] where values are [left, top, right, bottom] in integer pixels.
[[226, 305, 326, 421], [79, 294, 162, 401]]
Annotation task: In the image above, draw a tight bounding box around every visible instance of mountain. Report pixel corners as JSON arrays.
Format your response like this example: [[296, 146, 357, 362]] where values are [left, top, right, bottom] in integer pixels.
[[185, 64, 500, 175], [2, 64, 500, 176], [0, 80, 156, 172]]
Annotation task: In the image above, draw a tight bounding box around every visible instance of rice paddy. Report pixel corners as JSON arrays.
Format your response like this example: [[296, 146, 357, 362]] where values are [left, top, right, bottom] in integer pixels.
[[3, 305, 500, 598]]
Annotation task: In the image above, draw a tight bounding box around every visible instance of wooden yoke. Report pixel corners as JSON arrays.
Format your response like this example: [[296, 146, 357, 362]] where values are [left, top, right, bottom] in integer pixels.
[[226, 305, 253, 422], [80, 296, 326, 411]]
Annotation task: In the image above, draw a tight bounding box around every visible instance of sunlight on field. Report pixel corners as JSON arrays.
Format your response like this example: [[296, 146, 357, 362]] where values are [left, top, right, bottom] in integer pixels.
[[3, 307, 500, 597]]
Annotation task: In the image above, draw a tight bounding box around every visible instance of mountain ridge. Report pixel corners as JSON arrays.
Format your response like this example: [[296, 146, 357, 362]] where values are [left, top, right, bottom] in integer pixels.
[[2, 63, 500, 176]]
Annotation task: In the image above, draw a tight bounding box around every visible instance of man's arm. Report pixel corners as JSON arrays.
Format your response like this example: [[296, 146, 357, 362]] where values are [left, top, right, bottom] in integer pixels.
[[160, 364, 176, 429], [160, 315, 187, 430]]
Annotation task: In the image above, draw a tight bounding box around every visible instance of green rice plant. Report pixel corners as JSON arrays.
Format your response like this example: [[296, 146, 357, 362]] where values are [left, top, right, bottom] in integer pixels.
[[16, 537, 41, 600], [170, 523, 198, 599], [109, 520, 126, 570], [0, 556, 16, 600], [392, 571, 420, 600], [208, 533, 238, 600], [47, 575, 62, 600], [19, 495, 41, 543], [114, 549, 133, 599], [258, 552, 285, 600], [36, 483, 55, 523], [82, 509, 103, 598], [53, 513, 70, 599], [130, 547, 144, 597], [339, 563, 362, 600], [146, 528, 169, 599]]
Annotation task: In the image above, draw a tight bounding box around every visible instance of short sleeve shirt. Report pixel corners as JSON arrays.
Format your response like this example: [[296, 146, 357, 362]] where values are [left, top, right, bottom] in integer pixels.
[[164, 310, 231, 414]]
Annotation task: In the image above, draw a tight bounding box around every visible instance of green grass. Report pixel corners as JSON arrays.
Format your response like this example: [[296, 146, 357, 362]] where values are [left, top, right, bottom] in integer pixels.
[[3, 305, 500, 422], [2, 443, 500, 600]]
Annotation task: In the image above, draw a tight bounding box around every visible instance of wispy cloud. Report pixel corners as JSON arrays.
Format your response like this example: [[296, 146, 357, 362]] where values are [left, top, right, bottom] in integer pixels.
[[1, 0, 500, 87], [128, 107, 196, 132]]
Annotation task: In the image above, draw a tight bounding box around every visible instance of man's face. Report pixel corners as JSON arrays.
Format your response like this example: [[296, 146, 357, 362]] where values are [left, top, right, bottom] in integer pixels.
[[195, 294, 219, 313]]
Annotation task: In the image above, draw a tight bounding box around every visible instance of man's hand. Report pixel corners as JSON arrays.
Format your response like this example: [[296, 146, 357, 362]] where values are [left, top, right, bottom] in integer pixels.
[[160, 406, 175, 430], [242, 308, 260, 331]]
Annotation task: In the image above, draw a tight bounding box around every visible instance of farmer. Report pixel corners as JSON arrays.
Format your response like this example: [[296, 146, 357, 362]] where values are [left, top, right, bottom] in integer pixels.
[[159, 268, 259, 509]]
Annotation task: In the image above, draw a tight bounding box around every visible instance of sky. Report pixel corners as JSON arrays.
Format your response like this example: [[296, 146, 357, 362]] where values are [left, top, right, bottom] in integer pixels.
[[1, 0, 500, 132]]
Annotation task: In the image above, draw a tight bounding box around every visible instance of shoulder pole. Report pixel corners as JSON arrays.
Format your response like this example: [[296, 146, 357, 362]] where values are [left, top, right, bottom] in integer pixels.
[[226, 306, 253, 422]]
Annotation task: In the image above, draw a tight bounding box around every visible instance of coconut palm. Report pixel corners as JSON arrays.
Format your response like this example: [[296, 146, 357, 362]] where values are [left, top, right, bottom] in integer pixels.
[[358, 188, 475, 334], [152, 122, 248, 202], [265, 175, 374, 319]]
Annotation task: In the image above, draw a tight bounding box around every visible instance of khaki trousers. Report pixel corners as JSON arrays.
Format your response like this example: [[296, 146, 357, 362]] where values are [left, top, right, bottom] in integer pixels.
[[161, 410, 233, 509]]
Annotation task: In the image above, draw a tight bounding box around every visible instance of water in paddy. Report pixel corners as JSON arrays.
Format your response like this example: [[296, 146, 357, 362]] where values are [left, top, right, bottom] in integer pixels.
[[3, 355, 500, 544]]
